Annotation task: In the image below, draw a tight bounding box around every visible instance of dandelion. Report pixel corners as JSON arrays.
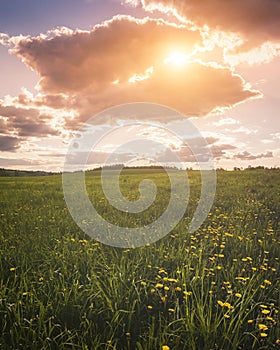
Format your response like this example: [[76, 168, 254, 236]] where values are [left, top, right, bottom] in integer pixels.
[[224, 314, 230, 318], [9, 267, 16, 271], [260, 333, 268, 337], [167, 278, 178, 283], [264, 279, 272, 285], [162, 346, 170, 350], [140, 281, 147, 286], [156, 283, 164, 289], [247, 319, 253, 323], [164, 286, 170, 291], [175, 287, 182, 292], [235, 293, 242, 298], [147, 305, 153, 310], [168, 308, 175, 313], [258, 324, 268, 331], [262, 310, 270, 315]]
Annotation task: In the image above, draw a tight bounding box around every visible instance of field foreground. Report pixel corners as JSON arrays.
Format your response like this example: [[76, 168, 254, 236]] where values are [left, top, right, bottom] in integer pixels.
[[0, 169, 279, 349]]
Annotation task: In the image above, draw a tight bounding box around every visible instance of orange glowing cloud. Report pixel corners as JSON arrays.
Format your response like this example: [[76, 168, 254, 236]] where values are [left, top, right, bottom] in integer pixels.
[[127, 0, 280, 53]]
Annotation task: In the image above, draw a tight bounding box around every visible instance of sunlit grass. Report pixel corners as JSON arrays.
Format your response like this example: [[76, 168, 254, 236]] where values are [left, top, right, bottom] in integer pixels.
[[0, 169, 279, 349]]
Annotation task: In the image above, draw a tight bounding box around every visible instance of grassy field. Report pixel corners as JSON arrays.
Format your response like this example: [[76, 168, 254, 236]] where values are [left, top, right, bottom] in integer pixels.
[[0, 169, 279, 349]]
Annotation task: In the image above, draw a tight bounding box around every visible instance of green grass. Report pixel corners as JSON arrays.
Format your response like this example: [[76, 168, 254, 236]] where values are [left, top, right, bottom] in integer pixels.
[[0, 169, 279, 349]]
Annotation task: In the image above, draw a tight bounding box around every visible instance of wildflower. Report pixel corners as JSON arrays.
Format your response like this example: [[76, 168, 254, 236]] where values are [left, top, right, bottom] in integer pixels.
[[168, 308, 175, 313], [218, 300, 224, 307], [150, 288, 156, 294], [235, 293, 242, 298], [224, 314, 230, 318], [224, 302, 233, 309], [247, 320, 253, 323], [140, 281, 147, 286], [258, 324, 268, 331], [183, 291, 192, 296], [9, 267, 16, 271], [164, 286, 170, 291], [22, 292, 28, 296], [260, 333, 268, 337], [264, 279, 272, 285], [147, 305, 153, 310], [175, 287, 182, 292], [167, 278, 178, 283], [156, 283, 164, 289], [276, 339, 280, 344], [262, 310, 270, 315], [162, 346, 170, 350]]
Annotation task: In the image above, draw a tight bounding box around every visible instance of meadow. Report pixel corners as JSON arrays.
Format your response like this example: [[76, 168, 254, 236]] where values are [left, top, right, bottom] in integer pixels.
[[0, 169, 279, 349]]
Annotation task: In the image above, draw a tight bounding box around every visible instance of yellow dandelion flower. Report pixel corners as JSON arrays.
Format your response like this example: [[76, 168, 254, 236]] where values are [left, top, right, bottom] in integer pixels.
[[147, 305, 153, 310], [156, 283, 164, 289], [168, 308, 175, 313], [217, 300, 224, 307], [167, 278, 178, 283], [276, 339, 280, 344], [162, 346, 170, 350], [175, 287, 182, 292], [247, 319, 253, 323], [260, 333, 268, 337], [235, 293, 242, 298], [224, 314, 230, 318], [266, 316, 274, 322], [164, 286, 170, 291], [264, 279, 272, 285], [9, 267, 16, 271], [262, 310, 270, 315], [224, 302, 233, 309], [258, 324, 268, 331], [141, 281, 147, 286], [150, 288, 156, 294]]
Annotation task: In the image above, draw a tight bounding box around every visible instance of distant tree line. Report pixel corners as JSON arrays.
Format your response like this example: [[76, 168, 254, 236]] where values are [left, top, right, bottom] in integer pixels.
[[0, 168, 59, 177]]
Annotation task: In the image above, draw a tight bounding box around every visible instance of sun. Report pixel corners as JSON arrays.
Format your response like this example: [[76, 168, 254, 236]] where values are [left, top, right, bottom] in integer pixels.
[[164, 51, 189, 65]]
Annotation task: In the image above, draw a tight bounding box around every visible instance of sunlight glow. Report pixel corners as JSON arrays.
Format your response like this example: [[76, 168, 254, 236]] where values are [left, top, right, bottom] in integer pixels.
[[164, 51, 189, 65]]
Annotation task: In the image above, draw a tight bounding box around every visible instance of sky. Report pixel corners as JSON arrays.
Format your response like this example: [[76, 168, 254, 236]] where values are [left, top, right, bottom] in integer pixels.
[[0, 0, 280, 171]]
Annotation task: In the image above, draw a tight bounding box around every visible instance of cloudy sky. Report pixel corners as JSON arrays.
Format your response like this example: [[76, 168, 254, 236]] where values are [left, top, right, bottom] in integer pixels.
[[0, 0, 279, 170]]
